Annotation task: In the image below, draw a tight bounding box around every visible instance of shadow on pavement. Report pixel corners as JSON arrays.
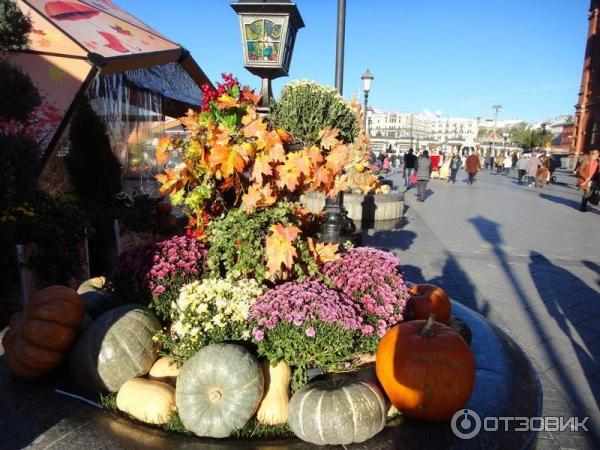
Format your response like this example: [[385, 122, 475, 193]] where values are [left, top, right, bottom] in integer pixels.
[[528, 252, 600, 418], [469, 215, 599, 446], [539, 193, 600, 214]]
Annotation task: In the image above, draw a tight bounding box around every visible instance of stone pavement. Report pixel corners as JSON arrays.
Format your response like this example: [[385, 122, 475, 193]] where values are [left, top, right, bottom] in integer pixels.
[[366, 167, 600, 449]]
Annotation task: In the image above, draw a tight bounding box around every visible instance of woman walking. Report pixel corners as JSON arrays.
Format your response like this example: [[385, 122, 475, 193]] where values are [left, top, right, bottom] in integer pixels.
[[503, 153, 512, 176], [414, 150, 432, 202], [578, 149, 599, 212]]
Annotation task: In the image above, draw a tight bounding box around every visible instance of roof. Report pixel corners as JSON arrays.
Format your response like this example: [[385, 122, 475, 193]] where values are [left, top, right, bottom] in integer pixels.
[[5, 0, 213, 162]]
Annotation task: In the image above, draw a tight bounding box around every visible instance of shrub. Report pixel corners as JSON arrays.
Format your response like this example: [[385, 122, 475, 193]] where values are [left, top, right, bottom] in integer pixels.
[[66, 97, 122, 204], [270, 80, 361, 146]]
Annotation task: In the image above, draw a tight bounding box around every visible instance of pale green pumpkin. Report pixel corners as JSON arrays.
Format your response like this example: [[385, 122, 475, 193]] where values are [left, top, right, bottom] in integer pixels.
[[176, 344, 264, 438], [69, 304, 160, 393], [288, 378, 387, 446]]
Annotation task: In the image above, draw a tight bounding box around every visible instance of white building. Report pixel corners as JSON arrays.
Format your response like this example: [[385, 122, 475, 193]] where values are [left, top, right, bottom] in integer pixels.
[[366, 109, 479, 154]]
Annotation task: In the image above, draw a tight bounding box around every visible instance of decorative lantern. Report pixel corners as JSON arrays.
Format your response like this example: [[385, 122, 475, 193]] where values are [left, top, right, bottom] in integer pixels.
[[231, 0, 304, 112]]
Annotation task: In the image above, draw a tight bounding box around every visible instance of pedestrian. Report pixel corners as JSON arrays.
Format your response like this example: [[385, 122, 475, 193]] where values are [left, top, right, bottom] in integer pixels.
[[511, 152, 518, 168], [503, 153, 512, 176], [403, 148, 417, 189], [449, 152, 462, 184], [465, 150, 481, 184], [577, 149, 600, 212], [414, 150, 432, 202], [383, 156, 390, 173], [439, 154, 451, 180], [496, 153, 504, 175], [526, 153, 541, 187], [516, 153, 528, 184]]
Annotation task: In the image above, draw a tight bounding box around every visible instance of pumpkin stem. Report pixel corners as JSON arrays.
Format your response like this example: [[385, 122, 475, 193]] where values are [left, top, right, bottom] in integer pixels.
[[418, 314, 437, 338], [208, 388, 222, 404]]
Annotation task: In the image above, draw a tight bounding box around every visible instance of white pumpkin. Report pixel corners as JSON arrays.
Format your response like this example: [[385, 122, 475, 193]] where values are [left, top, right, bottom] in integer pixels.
[[116, 378, 176, 425], [149, 356, 180, 386]]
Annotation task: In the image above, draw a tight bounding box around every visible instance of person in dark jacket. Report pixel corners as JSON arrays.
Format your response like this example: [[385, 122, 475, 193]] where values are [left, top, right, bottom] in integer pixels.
[[449, 152, 462, 184], [403, 148, 417, 188], [414, 150, 432, 202], [465, 151, 481, 184]]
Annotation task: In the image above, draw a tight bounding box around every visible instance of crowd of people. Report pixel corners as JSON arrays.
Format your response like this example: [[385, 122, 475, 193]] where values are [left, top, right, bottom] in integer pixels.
[[373, 147, 599, 212]]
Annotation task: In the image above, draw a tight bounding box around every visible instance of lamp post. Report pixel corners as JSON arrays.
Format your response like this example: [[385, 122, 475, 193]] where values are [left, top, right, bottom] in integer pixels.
[[231, 0, 304, 115], [541, 122, 548, 149], [491, 104, 502, 156], [361, 69, 374, 132]]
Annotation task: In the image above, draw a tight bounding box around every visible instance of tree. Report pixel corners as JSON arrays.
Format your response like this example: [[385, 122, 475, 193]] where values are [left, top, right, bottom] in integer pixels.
[[66, 96, 122, 204], [0, 0, 31, 51], [507, 122, 547, 149]]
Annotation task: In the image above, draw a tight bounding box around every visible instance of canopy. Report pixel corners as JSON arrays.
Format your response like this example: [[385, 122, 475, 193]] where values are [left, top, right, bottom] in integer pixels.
[[5, 0, 211, 163]]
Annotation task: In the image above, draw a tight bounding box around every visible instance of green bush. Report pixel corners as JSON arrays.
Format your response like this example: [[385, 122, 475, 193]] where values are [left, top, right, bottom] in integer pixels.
[[0, 133, 39, 208], [66, 97, 122, 205], [270, 80, 360, 146]]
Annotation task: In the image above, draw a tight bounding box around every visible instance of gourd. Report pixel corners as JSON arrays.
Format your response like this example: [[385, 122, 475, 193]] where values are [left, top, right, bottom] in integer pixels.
[[69, 304, 160, 393], [2, 286, 85, 379], [149, 356, 180, 386], [116, 378, 176, 425], [77, 276, 115, 319], [375, 316, 476, 421], [256, 360, 291, 425], [408, 283, 451, 324], [176, 344, 264, 438], [288, 377, 387, 446]]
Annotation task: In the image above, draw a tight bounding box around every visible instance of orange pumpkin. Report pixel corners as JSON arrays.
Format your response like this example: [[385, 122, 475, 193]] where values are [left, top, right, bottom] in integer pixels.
[[408, 284, 451, 324], [375, 316, 475, 421], [2, 286, 85, 379]]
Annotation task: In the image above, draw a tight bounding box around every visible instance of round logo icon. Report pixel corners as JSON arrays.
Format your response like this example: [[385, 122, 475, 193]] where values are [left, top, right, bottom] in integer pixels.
[[451, 409, 481, 440]]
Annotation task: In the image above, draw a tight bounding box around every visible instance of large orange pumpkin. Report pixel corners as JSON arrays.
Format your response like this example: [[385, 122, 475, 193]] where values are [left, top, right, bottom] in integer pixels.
[[2, 286, 85, 379], [408, 284, 451, 324], [375, 316, 476, 421]]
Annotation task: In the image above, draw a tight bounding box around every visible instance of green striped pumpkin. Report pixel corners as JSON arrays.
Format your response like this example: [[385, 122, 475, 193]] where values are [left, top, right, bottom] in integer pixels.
[[69, 304, 160, 393], [176, 344, 264, 438], [288, 377, 387, 445]]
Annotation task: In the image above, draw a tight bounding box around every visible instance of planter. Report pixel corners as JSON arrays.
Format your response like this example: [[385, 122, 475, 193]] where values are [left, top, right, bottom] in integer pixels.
[[0, 301, 541, 450], [301, 191, 404, 224]]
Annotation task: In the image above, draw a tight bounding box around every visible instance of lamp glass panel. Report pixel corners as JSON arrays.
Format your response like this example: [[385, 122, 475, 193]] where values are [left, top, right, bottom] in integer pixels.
[[242, 16, 286, 66]]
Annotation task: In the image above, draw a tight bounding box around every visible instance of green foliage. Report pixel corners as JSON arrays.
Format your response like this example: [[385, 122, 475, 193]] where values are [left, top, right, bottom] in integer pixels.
[[206, 202, 320, 285], [271, 80, 360, 146], [504, 122, 549, 149], [0, 0, 31, 52], [0, 133, 39, 208], [231, 419, 294, 439], [257, 321, 359, 392], [66, 97, 122, 205]]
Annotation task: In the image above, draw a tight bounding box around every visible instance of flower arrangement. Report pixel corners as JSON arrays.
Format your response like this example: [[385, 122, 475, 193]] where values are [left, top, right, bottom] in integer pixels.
[[109, 235, 208, 320], [156, 278, 263, 361], [154, 74, 348, 281], [323, 247, 409, 351], [250, 279, 365, 390]]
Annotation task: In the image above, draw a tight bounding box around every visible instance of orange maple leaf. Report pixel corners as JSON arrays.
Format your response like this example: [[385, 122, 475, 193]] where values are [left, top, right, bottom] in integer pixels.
[[179, 109, 200, 133], [307, 237, 340, 265], [325, 143, 350, 174], [276, 128, 293, 145], [156, 168, 182, 196], [268, 144, 287, 163], [251, 153, 273, 185], [319, 127, 341, 150], [241, 86, 261, 106], [242, 108, 257, 125], [311, 166, 334, 191], [327, 175, 349, 198], [209, 144, 248, 178], [265, 224, 301, 278], [276, 151, 310, 192], [217, 94, 238, 109], [242, 117, 267, 140], [242, 183, 277, 211], [303, 146, 324, 170], [155, 135, 171, 165]]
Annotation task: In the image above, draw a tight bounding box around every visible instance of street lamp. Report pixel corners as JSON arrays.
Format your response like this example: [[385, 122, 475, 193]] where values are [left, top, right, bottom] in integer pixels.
[[491, 104, 502, 155], [361, 69, 374, 132], [231, 0, 304, 114]]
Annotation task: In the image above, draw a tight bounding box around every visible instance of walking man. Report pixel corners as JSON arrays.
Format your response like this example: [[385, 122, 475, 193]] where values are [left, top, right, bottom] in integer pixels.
[[415, 150, 432, 202], [465, 150, 481, 184], [516, 153, 528, 184], [449, 152, 462, 184], [578, 149, 599, 212], [526, 153, 541, 187], [403, 148, 417, 189]]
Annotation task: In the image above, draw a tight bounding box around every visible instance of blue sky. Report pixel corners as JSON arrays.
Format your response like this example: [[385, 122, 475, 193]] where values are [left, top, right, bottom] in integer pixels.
[[117, 0, 589, 122]]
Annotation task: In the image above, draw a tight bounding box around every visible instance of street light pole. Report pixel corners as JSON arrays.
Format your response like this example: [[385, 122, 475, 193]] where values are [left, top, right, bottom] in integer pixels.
[[322, 0, 347, 244], [491, 104, 502, 156]]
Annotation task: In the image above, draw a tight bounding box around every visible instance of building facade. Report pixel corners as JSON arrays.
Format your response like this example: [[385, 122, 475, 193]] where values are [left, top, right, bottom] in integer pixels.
[[572, 0, 600, 162], [367, 110, 479, 154]]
